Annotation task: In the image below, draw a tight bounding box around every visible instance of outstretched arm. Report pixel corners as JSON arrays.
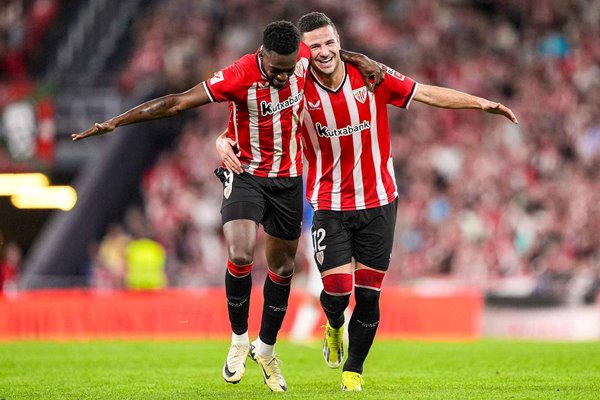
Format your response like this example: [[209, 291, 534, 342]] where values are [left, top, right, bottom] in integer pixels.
[[71, 83, 212, 141], [413, 84, 518, 123], [339, 49, 385, 92]]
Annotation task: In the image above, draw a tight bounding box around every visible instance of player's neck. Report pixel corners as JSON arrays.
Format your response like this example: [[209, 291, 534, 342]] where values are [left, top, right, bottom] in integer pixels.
[[312, 62, 345, 91]]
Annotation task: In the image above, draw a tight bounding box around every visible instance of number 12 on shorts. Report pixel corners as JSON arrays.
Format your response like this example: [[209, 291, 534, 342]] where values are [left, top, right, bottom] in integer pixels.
[[312, 228, 326, 265]]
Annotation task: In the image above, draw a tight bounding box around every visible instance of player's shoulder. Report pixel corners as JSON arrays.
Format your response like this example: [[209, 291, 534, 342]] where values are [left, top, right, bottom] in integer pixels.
[[298, 42, 311, 60]]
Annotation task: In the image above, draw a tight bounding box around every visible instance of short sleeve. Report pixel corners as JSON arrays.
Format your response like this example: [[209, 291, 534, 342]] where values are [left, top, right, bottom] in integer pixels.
[[382, 65, 418, 109], [203, 58, 249, 103]]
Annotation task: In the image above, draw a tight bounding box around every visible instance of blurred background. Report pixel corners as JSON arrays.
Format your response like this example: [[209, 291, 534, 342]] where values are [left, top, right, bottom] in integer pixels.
[[1, 0, 599, 341]]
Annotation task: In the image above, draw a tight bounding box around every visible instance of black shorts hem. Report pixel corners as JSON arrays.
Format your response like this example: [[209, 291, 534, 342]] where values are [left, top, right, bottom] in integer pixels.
[[352, 257, 389, 272], [263, 227, 301, 241], [221, 201, 262, 225]]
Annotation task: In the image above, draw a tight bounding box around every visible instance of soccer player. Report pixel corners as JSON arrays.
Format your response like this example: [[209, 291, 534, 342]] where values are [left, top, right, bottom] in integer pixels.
[[218, 12, 517, 392], [72, 21, 383, 393]]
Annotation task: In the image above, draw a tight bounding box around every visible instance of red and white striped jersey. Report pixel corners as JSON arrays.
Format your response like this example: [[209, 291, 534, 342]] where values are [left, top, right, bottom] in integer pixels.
[[302, 64, 417, 211], [204, 43, 311, 178]]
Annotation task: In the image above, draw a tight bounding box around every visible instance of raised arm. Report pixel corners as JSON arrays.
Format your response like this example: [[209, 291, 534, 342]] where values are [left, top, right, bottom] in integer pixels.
[[71, 83, 212, 141], [413, 84, 518, 123], [339, 49, 385, 92]]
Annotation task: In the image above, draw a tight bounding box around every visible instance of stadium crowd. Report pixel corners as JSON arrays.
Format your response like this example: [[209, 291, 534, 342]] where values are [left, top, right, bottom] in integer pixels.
[[74, 0, 600, 300]]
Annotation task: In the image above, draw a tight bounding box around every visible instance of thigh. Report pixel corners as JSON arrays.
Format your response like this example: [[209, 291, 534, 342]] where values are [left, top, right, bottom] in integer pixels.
[[215, 167, 265, 225], [311, 210, 352, 273], [352, 200, 398, 271], [264, 233, 299, 275], [223, 219, 258, 261], [262, 176, 303, 241]]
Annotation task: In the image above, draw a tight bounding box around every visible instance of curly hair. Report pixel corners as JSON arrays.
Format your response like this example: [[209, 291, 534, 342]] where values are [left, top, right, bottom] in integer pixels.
[[262, 20, 300, 55], [297, 11, 337, 35]]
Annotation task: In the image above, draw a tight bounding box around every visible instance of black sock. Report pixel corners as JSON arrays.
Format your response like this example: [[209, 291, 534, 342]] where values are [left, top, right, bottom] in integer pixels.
[[320, 290, 350, 329], [343, 287, 380, 374], [225, 270, 252, 335], [259, 275, 291, 345]]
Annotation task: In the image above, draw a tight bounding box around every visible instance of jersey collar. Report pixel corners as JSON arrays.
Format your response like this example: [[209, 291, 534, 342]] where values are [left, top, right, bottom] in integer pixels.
[[309, 62, 347, 93]]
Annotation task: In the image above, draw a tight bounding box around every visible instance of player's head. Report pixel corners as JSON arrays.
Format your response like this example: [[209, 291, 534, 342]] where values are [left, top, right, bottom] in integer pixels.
[[298, 12, 341, 78], [260, 20, 301, 89]]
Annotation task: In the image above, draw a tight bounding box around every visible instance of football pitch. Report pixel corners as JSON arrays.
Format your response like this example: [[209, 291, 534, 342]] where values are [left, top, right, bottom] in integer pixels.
[[1, 340, 599, 399]]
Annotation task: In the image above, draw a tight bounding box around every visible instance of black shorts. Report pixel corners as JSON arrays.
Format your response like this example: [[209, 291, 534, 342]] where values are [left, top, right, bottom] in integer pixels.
[[214, 167, 303, 240], [310, 199, 398, 272]]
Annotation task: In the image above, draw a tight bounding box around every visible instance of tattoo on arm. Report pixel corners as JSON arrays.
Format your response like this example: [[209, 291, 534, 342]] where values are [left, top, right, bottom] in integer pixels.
[[139, 99, 172, 118]]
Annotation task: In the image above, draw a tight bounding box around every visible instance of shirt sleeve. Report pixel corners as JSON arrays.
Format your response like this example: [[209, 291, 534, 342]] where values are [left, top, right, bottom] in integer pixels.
[[203, 58, 248, 103], [382, 65, 418, 109]]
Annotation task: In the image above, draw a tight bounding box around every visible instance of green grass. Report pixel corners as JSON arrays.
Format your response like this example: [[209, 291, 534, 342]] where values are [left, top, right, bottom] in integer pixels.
[[1, 340, 599, 399]]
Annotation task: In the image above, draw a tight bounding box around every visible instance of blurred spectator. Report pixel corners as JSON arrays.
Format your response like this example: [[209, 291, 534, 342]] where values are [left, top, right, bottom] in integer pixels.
[[91, 223, 131, 290], [0, 0, 59, 80], [0, 239, 21, 295], [125, 237, 166, 290]]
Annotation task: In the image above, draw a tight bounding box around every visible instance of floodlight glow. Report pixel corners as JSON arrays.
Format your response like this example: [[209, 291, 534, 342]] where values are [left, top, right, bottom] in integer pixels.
[[10, 186, 78, 211], [0, 173, 50, 196]]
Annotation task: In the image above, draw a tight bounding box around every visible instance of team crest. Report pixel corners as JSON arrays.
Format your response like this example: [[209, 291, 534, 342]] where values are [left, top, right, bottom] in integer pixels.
[[353, 86, 368, 104], [210, 71, 224, 85], [316, 251, 324, 265], [294, 60, 305, 77]]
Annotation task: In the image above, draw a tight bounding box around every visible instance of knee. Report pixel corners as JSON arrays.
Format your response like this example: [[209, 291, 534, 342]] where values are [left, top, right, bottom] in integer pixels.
[[354, 286, 381, 308], [227, 245, 254, 266], [320, 290, 350, 314], [268, 261, 294, 277], [267, 249, 295, 276]]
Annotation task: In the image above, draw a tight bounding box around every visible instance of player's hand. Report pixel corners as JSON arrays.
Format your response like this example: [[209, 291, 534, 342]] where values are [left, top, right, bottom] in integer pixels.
[[358, 59, 385, 92], [72, 121, 116, 141], [484, 101, 519, 124], [216, 131, 243, 174]]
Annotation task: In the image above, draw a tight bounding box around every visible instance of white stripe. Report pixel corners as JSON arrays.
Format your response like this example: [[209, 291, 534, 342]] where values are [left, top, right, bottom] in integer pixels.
[[354, 284, 382, 292], [317, 85, 341, 210], [202, 82, 215, 102], [247, 84, 261, 173], [405, 82, 419, 109], [288, 75, 300, 177], [303, 110, 322, 209], [232, 102, 239, 150], [386, 153, 398, 200], [368, 91, 387, 204], [341, 80, 365, 209], [269, 88, 282, 177]]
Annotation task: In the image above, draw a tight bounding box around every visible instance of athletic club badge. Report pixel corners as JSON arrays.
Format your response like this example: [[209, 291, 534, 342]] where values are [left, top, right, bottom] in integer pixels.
[[316, 251, 324, 265], [294, 60, 305, 77], [353, 86, 368, 104]]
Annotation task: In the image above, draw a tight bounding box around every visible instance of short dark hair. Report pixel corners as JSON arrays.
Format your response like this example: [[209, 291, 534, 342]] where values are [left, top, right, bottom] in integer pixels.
[[262, 20, 300, 55], [297, 12, 337, 35]]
